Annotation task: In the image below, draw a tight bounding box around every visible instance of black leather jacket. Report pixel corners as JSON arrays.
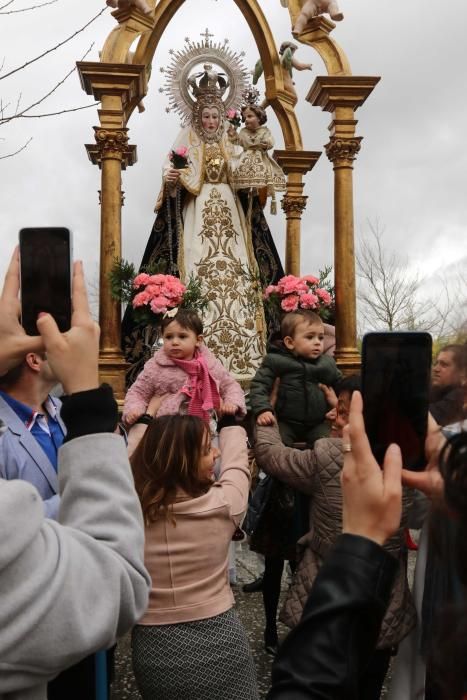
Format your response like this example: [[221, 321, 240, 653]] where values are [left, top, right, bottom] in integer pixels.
[[267, 534, 398, 699]]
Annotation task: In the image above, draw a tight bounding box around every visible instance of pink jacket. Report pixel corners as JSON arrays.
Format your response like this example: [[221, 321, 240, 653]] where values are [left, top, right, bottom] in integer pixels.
[[139, 426, 250, 625], [123, 344, 246, 423]]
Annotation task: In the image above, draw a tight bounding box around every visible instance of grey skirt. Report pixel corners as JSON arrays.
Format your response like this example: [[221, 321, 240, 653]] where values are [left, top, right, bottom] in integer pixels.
[[131, 607, 259, 700]]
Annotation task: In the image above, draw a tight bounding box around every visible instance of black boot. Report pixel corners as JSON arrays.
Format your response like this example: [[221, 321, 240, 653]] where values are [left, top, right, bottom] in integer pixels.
[[264, 627, 279, 656], [242, 574, 264, 593]]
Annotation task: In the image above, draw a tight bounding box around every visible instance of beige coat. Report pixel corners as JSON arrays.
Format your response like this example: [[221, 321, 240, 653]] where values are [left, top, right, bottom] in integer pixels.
[[255, 424, 416, 649], [140, 426, 250, 626]]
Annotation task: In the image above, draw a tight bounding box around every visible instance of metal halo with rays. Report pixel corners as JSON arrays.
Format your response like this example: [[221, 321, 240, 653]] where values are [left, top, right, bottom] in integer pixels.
[[158, 28, 249, 125]]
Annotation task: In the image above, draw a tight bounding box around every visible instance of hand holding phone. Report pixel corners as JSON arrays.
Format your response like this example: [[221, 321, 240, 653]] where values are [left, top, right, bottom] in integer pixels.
[[362, 332, 432, 472], [0, 249, 45, 376], [19, 227, 72, 335], [35, 260, 100, 395]]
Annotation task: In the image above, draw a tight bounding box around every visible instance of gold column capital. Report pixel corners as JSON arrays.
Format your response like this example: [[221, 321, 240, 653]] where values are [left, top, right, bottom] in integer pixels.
[[307, 75, 381, 113], [273, 149, 321, 176], [86, 126, 137, 169], [325, 136, 362, 165], [281, 195, 308, 218], [77, 61, 147, 123]]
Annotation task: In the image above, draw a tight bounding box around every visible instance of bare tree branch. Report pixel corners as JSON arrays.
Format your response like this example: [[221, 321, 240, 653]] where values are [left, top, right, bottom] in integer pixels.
[[0, 7, 106, 81], [357, 223, 467, 342], [0, 0, 58, 15], [357, 222, 442, 332], [0, 0, 17, 10], [0, 44, 94, 125], [0, 136, 32, 159], [18, 102, 99, 118]]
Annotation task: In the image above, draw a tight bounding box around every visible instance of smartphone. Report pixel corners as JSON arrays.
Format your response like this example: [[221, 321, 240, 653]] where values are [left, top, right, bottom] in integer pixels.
[[362, 332, 432, 471], [19, 227, 72, 335]]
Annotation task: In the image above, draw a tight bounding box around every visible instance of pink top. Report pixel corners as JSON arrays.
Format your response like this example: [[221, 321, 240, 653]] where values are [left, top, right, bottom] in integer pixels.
[[123, 344, 246, 423], [139, 426, 250, 625]]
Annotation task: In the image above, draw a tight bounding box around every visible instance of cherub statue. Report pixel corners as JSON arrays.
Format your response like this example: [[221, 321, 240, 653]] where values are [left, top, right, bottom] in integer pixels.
[[253, 41, 312, 105], [106, 0, 152, 15], [281, 0, 344, 34]]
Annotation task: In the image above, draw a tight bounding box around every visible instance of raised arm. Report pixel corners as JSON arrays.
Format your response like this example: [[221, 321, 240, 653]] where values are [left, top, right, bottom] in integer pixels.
[[291, 56, 313, 72], [216, 424, 250, 526], [0, 396, 150, 690], [255, 423, 319, 495], [267, 391, 402, 700], [0, 256, 150, 691]]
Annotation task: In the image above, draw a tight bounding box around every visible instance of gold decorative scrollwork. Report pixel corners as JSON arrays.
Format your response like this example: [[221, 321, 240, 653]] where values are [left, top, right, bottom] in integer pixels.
[[281, 195, 308, 217], [95, 127, 129, 155], [325, 137, 362, 164], [87, 127, 137, 168]]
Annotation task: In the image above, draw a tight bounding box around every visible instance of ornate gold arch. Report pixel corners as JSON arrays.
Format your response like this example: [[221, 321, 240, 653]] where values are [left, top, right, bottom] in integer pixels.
[[99, 0, 305, 150], [78, 0, 321, 398], [77, 0, 380, 395]]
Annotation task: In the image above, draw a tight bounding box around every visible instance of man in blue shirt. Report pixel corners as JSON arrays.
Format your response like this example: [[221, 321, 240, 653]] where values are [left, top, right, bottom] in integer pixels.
[[0, 350, 65, 520]]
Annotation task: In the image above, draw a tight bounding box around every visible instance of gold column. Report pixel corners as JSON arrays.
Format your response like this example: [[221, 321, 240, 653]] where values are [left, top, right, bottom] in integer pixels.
[[87, 126, 136, 399], [273, 150, 321, 275], [325, 135, 361, 372], [307, 76, 380, 374], [78, 62, 144, 399]]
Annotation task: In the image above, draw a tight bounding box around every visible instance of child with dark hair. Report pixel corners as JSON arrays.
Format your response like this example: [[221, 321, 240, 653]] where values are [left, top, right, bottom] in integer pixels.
[[250, 309, 342, 446], [122, 309, 245, 430], [249, 309, 342, 655]]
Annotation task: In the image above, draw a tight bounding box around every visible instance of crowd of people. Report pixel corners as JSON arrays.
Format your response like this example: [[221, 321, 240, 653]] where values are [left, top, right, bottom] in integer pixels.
[[0, 246, 466, 700]]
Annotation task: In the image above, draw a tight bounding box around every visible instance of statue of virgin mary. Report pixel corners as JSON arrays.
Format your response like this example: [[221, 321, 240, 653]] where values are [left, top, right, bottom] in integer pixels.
[[123, 34, 284, 386]]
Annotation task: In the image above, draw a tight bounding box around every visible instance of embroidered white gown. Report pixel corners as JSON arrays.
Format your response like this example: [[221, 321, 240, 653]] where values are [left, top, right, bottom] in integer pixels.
[[158, 126, 265, 385]]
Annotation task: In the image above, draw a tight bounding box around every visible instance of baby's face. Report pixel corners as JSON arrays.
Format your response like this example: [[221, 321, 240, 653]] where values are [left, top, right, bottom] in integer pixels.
[[286, 321, 324, 360], [243, 107, 260, 130], [162, 320, 201, 360]]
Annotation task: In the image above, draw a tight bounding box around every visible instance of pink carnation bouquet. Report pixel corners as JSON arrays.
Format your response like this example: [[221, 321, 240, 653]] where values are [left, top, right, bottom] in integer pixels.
[[169, 145, 189, 169], [226, 108, 241, 129], [109, 259, 208, 326], [132, 273, 186, 317], [263, 272, 334, 319]]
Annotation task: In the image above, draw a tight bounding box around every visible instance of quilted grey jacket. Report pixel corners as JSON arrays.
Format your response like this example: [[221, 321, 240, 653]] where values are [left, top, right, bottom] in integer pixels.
[[255, 424, 416, 649]]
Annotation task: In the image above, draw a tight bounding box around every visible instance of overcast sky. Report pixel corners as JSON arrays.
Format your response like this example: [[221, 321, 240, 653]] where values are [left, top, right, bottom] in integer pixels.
[[1, 0, 466, 310]]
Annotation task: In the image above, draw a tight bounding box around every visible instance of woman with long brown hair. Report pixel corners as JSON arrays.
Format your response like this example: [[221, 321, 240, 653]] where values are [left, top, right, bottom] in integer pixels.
[[130, 414, 259, 700]]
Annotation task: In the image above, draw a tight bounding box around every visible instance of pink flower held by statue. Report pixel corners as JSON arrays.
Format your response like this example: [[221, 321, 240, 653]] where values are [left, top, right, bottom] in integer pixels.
[[169, 147, 189, 169]]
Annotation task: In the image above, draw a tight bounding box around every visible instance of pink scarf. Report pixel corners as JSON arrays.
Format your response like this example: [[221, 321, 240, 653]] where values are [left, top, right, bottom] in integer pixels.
[[172, 350, 221, 421]]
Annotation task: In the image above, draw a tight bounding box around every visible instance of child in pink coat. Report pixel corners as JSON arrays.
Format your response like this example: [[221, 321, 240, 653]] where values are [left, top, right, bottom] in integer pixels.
[[123, 310, 246, 432]]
